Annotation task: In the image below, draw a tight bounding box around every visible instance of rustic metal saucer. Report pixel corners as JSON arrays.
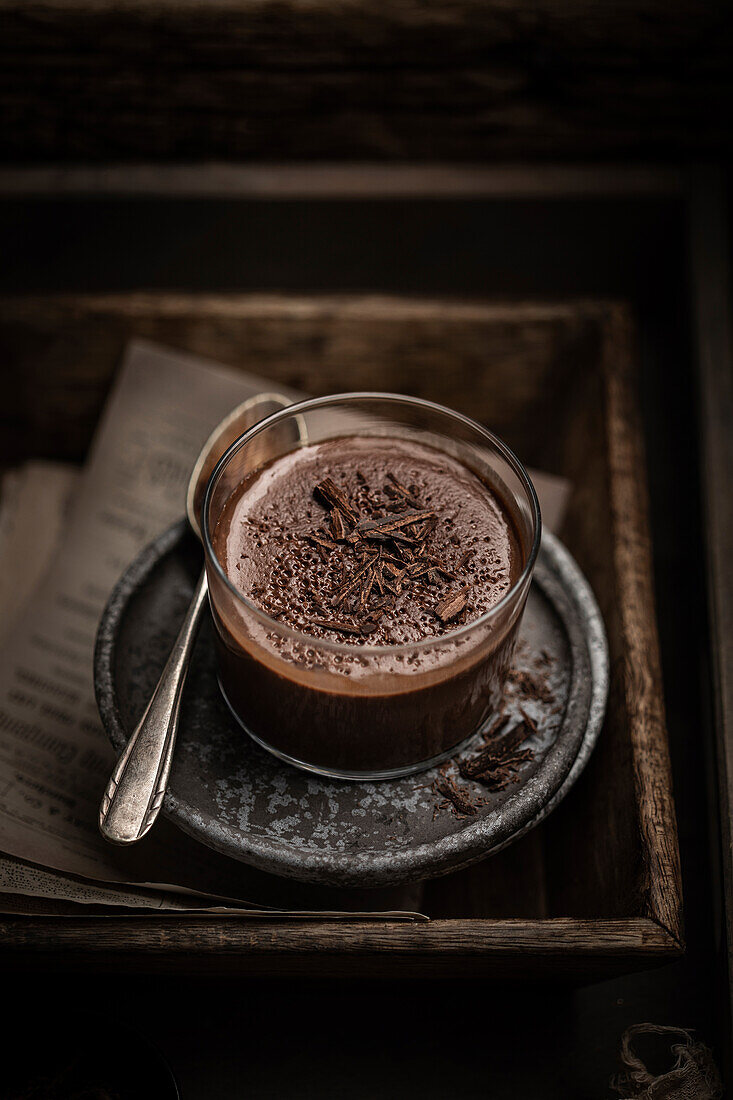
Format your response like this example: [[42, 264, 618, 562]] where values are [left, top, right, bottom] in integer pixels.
[[95, 522, 608, 887]]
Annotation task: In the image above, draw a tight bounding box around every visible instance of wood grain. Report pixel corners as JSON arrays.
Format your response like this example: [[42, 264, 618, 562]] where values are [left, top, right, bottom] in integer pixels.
[[424, 829, 549, 919], [545, 306, 682, 945], [601, 307, 683, 943], [0, 164, 685, 200], [0, 293, 682, 975], [0, 917, 680, 979], [1, 0, 731, 162], [0, 294, 592, 466]]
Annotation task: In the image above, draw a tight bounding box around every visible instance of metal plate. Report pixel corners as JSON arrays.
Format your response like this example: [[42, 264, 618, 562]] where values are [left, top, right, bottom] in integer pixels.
[[95, 522, 608, 887]]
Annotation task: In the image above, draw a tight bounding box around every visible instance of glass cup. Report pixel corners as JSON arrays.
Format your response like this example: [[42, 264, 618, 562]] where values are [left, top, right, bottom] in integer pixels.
[[203, 394, 541, 780]]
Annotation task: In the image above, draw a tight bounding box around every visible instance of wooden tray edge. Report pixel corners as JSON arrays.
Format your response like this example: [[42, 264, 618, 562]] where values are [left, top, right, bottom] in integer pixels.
[[0, 915, 682, 980], [600, 303, 684, 946]]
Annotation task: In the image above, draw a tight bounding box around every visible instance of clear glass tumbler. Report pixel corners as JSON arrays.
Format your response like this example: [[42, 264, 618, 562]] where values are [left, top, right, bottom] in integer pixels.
[[203, 394, 541, 780]]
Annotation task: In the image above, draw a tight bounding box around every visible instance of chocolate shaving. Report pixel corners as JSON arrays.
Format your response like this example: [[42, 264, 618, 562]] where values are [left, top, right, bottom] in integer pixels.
[[407, 561, 433, 579], [472, 756, 533, 792], [457, 548, 475, 570], [383, 578, 403, 596], [508, 669, 556, 705], [314, 478, 359, 525], [330, 559, 375, 606], [329, 509, 348, 541], [460, 721, 528, 783], [416, 515, 439, 542], [394, 544, 414, 564], [359, 607, 385, 635], [430, 658, 554, 817], [380, 552, 404, 566], [422, 557, 456, 580], [305, 533, 339, 552], [386, 472, 422, 508], [309, 597, 331, 618], [305, 467, 481, 642], [435, 587, 469, 622], [459, 720, 535, 781], [356, 509, 436, 540], [434, 775, 478, 816], [519, 707, 539, 735], [311, 618, 362, 635], [361, 566, 376, 608]]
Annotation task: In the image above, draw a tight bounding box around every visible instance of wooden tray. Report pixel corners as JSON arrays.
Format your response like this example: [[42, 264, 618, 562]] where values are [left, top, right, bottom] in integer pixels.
[[0, 293, 682, 979]]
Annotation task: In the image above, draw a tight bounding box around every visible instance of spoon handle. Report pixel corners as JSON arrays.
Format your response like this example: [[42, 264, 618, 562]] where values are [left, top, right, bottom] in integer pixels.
[[99, 569, 209, 845]]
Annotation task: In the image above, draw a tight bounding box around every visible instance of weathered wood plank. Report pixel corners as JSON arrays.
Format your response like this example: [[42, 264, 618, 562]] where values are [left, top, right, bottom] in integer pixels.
[[601, 307, 683, 943], [0, 916, 673, 954], [424, 829, 549, 919], [0, 164, 685, 200], [0, 913, 680, 980], [0, 916, 681, 981], [1, 1, 731, 161], [546, 306, 682, 945], [0, 294, 597, 466]]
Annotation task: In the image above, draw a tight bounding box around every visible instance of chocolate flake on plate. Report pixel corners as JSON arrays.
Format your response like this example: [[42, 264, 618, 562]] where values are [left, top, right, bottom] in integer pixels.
[[508, 668, 556, 706], [459, 719, 533, 780], [433, 774, 478, 817], [430, 708, 542, 817]]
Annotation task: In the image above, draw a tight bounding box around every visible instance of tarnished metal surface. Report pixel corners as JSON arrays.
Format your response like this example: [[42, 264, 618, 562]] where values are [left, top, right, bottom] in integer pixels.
[[95, 522, 608, 887]]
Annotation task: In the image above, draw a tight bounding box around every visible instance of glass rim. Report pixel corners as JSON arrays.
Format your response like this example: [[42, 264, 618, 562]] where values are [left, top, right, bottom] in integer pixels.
[[202, 392, 542, 657]]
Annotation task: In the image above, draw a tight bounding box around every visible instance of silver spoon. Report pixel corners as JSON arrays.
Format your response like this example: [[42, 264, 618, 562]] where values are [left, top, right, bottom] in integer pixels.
[[98, 392, 295, 845]]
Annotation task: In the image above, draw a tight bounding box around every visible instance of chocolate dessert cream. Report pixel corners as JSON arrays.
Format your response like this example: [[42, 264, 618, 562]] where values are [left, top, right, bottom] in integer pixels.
[[207, 435, 532, 776]]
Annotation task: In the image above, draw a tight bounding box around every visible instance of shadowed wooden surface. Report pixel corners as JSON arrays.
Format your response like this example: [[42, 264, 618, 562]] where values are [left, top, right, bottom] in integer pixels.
[[0, 294, 598, 465], [0, 293, 682, 978], [1, 0, 732, 162], [547, 307, 683, 943], [691, 171, 733, 1039]]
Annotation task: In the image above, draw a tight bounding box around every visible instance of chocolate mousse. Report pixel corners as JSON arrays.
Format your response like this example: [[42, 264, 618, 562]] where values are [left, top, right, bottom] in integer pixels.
[[208, 436, 530, 776]]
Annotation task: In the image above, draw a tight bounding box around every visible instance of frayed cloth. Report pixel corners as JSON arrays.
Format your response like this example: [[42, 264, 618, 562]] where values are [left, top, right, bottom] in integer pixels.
[[613, 1024, 723, 1099]]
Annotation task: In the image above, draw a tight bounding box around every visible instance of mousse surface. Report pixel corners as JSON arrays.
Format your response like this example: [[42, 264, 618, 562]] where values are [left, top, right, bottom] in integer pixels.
[[212, 436, 523, 648]]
